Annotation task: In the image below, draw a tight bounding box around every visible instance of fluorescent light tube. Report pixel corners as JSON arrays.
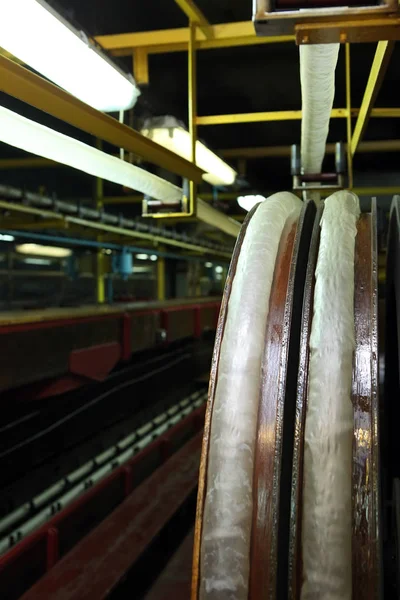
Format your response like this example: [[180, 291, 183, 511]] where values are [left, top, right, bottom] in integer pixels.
[[0, 234, 15, 242], [141, 126, 237, 187], [0, 0, 139, 112], [17, 243, 72, 258], [23, 257, 53, 265], [237, 194, 267, 212]]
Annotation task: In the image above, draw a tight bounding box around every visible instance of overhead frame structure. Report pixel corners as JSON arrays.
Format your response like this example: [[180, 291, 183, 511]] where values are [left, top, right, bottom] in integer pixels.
[[350, 40, 394, 156], [96, 20, 398, 167], [174, 0, 212, 39]]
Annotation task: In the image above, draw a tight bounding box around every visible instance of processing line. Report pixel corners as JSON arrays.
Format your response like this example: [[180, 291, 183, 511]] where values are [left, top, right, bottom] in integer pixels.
[[191, 5, 400, 600]]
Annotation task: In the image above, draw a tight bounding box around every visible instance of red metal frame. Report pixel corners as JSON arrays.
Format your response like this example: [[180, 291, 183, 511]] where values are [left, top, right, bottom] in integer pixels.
[[20, 433, 202, 600], [0, 405, 205, 598], [0, 301, 220, 401], [69, 342, 121, 381]]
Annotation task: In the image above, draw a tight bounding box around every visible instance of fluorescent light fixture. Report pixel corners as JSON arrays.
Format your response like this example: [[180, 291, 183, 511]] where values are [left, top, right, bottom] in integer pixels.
[[142, 123, 237, 187], [0, 234, 15, 242], [0, 0, 139, 112], [0, 106, 181, 203], [205, 262, 213, 268], [237, 195, 267, 212], [136, 253, 149, 260], [133, 266, 152, 274], [16, 243, 72, 258], [23, 257, 52, 265], [215, 265, 224, 274], [150, 255, 158, 261]]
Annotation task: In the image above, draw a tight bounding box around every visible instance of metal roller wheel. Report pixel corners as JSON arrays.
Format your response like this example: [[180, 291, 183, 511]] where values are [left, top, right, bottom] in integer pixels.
[[193, 198, 381, 599]]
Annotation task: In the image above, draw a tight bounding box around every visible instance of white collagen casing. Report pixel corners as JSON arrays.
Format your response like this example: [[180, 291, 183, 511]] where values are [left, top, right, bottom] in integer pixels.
[[300, 44, 340, 175], [301, 190, 360, 600], [200, 192, 302, 599]]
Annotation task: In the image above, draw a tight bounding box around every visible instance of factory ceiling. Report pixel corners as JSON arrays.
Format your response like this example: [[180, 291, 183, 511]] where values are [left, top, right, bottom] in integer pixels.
[[0, 0, 399, 218]]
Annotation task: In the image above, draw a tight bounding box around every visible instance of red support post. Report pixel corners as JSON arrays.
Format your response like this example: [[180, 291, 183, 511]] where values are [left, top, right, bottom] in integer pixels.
[[121, 313, 132, 361], [123, 465, 133, 497], [194, 306, 202, 338], [46, 528, 59, 571]]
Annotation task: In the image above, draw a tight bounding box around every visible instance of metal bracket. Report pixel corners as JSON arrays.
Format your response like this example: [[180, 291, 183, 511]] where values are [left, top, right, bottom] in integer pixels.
[[291, 142, 346, 194], [142, 179, 196, 219]]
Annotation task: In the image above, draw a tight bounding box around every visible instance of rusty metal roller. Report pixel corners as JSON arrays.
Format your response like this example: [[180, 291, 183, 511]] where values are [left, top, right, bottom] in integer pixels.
[[192, 192, 381, 599]]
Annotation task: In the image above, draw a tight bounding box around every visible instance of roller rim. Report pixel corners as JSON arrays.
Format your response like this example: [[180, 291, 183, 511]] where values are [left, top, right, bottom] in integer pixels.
[[250, 199, 318, 599], [191, 202, 260, 600], [384, 195, 400, 594], [352, 199, 381, 599], [288, 202, 323, 599]]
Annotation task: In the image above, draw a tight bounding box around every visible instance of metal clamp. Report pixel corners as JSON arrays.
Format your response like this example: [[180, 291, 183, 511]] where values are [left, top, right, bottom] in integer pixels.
[[291, 142, 346, 194]]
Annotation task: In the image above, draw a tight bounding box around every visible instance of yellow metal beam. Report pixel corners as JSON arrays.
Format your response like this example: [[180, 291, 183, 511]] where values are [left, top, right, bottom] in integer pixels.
[[0, 219, 66, 230], [174, 0, 212, 39], [0, 55, 203, 183], [370, 108, 400, 117], [133, 48, 149, 85], [102, 192, 242, 204], [353, 186, 400, 195], [188, 21, 197, 216], [196, 108, 348, 125], [157, 252, 166, 300], [96, 22, 294, 55], [96, 146, 105, 305], [0, 157, 58, 169], [351, 41, 394, 157], [345, 43, 353, 189], [219, 139, 400, 159]]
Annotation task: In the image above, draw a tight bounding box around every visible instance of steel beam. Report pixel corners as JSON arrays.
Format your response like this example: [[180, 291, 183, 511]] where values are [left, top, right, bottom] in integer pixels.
[[351, 41, 394, 157], [188, 21, 197, 215], [345, 43, 353, 189], [174, 0, 212, 39], [133, 47, 149, 85], [157, 253, 166, 301], [220, 139, 400, 159], [96, 22, 294, 55], [0, 157, 58, 169], [196, 108, 348, 125], [0, 55, 203, 183]]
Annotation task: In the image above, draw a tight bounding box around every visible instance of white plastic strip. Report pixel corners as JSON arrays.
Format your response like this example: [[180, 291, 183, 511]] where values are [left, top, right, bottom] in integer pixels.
[[300, 44, 340, 174], [301, 190, 360, 600], [200, 192, 302, 599], [0, 105, 241, 238], [0, 105, 181, 203]]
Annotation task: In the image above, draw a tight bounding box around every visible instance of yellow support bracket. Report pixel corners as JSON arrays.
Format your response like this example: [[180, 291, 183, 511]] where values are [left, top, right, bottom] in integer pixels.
[[345, 43, 353, 189], [196, 108, 348, 125], [96, 22, 294, 55], [188, 20, 197, 217], [0, 219, 66, 230], [350, 40, 394, 157], [133, 48, 149, 85], [157, 248, 166, 301], [174, 0, 212, 39]]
